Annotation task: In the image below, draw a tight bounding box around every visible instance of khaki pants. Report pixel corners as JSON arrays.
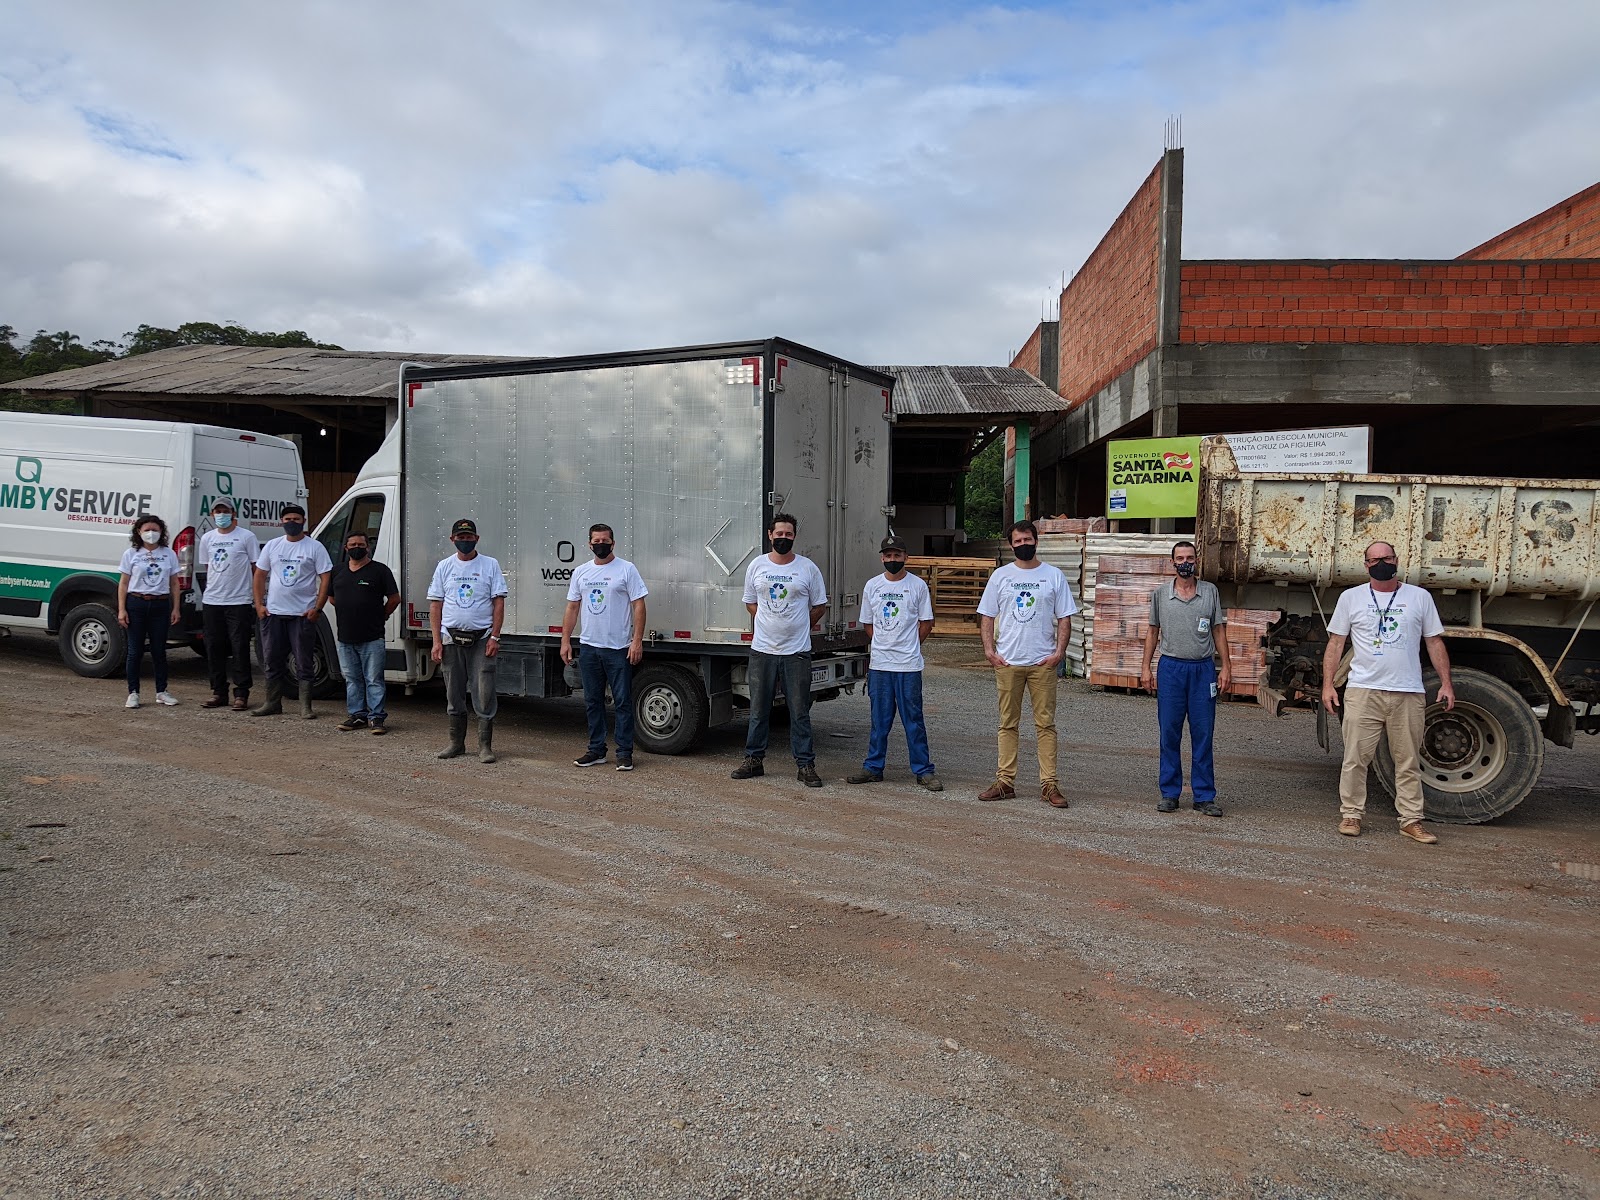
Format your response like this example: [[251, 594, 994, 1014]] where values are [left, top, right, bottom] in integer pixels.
[[995, 664, 1058, 787], [1339, 687, 1426, 824]]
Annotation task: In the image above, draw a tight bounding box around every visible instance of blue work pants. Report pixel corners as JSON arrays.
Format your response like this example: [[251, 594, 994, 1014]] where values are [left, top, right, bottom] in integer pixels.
[[863, 669, 934, 778], [1157, 655, 1218, 804], [579, 645, 635, 754]]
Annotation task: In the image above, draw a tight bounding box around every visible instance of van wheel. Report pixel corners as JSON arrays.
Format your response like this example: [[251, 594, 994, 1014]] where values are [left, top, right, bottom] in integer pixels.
[[633, 664, 709, 756], [59, 602, 125, 678], [1371, 667, 1543, 824]]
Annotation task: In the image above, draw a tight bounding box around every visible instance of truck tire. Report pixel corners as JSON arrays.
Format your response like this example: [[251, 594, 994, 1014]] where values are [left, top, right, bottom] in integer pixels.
[[633, 664, 709, 756], [250, 614, 341, 700], [1371, 667, 1544, 824], [59, 602, 126, 678]]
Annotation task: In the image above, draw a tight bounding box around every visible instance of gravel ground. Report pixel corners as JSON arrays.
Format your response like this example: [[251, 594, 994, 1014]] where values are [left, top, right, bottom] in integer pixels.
[[2, 632, 1597, 1199]]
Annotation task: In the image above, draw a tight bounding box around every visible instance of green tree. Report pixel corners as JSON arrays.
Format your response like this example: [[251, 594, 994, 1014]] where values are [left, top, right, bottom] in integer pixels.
[[964, 435, 1004, 540], [123, 321, 341, 356]]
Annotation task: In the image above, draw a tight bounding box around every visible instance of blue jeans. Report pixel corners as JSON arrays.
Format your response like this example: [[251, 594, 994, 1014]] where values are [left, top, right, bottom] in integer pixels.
[[124, 594, 171, 693], [337, 639, 387, 723], [744, 650, 814, 766], [864, 669, 934, 778], [579, 645, 635, 754], [1158, 655, 1217, 804]]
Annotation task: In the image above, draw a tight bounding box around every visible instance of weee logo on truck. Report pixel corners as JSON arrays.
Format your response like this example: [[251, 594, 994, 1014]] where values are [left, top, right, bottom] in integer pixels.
[[199, 471, 292, 524], [2, 457, 153, 524]]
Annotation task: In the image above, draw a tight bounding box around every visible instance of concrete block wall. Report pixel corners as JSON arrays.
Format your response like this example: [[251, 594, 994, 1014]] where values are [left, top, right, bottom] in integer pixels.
[[1178, 260, 1600, 345], [1461, 181, 1600, 260], [1055, 160, 1165, 408]]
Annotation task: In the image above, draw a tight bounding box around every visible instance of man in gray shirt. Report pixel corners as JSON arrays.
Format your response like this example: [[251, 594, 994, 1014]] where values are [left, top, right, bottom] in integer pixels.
[[1139, 541, 1233, 816]]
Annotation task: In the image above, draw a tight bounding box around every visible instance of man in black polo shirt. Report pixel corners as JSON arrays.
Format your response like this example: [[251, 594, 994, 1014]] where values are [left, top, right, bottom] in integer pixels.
[[328, 531, 401, 734]]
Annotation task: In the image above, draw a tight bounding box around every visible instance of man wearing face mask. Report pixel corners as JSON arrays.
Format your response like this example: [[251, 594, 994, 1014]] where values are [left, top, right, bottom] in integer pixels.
[[251, 503, 333, 719], [198, 499, 261, 711], [329, 531, 401, 735], [561, 523, 649, 771], [1322, 541, 1455, 843], [733, 513, 829, 787], [848, 536, 941, 791], [427, 519, 509, 763], [1140, 541, 1231, 816], [976, 520, 1077, 808]]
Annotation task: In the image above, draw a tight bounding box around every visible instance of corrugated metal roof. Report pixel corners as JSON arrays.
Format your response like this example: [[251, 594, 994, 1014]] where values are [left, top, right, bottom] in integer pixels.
[[13, 346, 1066, 423], [876, 365, 1064, 419], [8, 345, 518, 400]]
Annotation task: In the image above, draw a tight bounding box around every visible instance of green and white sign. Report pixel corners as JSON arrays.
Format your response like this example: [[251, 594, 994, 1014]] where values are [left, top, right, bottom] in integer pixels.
[[1107, 436, 1202, 519]]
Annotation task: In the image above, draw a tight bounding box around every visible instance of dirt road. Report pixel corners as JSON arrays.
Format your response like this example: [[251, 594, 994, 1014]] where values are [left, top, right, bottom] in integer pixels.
[[3, 633, 1597, 1198]]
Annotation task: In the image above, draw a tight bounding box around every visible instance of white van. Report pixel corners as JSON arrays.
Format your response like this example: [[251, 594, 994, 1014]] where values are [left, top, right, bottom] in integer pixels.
[[0, 411, 306, 677]]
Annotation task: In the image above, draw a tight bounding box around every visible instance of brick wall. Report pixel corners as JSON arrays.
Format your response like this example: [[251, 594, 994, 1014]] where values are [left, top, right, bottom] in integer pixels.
[[1055, 160, 1165, 407], [1461, 181, 1600, 259], [1011, 324, 1043, 378], [1178, 260, 1600, 345]]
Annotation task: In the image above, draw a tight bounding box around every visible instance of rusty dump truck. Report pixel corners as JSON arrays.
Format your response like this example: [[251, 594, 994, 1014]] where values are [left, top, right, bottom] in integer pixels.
[[1196, 444, 1600, 823]]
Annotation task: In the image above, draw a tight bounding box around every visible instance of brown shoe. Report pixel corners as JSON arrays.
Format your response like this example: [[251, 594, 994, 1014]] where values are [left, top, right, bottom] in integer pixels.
[[1041, 782, 1069, 809], [977, 780, 1016, 802], [1338, 817, 1361, 837], [1399, 821, 1438, 844], [230, 695, 249, 712], [202, 693, 228, 709]]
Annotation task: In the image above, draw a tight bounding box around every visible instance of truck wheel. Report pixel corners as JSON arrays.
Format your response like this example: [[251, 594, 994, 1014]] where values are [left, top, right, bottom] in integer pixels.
[[633, 664, 709, 756], [59, 602, 126, 678], [1371, 667, 1544, 824]]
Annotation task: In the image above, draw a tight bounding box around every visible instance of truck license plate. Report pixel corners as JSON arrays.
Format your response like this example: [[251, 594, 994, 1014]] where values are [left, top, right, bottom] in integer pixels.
[[811, 665, 829, 687]]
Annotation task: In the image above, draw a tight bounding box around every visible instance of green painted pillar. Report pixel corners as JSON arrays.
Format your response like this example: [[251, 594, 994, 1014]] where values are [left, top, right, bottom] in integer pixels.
[[1012, 422, 1031, 522]]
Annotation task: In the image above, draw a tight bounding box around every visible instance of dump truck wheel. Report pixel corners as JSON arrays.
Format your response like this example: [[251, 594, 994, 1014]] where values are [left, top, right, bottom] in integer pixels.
[[1371, 667, 1543, 824], [633, 664, 708, 756]]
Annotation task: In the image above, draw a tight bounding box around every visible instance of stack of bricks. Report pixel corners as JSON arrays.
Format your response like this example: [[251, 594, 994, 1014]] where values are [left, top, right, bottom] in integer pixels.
[[1087, 553, 1278, 698]]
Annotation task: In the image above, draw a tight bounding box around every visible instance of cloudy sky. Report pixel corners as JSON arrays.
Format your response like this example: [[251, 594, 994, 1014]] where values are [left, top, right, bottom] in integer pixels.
[[3, 0, 1598, 365]]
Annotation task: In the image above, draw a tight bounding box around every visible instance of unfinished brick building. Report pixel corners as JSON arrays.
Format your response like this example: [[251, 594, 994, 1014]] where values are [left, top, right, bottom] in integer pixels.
[[1015, 152, 1600, 517]]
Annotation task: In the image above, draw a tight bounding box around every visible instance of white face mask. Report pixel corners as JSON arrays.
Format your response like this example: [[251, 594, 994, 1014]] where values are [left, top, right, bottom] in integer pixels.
[[215, 513, 234, 529], [141, 529, 161, 545]]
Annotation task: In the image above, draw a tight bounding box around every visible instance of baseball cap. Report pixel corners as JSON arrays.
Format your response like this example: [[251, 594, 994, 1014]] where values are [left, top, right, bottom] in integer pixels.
[[451, 518, 478, 537], [879, 535, 908, 553]]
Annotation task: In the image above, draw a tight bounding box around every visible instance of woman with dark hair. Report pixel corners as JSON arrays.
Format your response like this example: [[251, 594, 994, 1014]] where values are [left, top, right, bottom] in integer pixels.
[[117, 513, 183, 708]]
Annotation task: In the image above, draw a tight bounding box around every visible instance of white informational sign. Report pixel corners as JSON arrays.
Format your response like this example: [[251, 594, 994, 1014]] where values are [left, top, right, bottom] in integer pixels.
[[1205, 426, 1372, 474]]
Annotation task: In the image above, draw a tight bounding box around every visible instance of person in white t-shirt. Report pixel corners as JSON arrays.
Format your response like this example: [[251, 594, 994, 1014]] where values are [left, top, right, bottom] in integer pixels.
[[847, 536, 941, 792], [1323, 540, 1455, 844], [427, 518, 509, 763], [250, 504, 333, 720], [561, 523, 649, 771], [197, 499, 261, 711], [975, 520, 1078, 809], [731, 513, 828, 788], [116, 513, 183, 709]]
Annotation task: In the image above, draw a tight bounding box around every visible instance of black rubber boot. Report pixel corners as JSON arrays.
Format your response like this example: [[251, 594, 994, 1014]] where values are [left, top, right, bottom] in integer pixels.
[[437, 714, 468, 759], [300, 690, 316, 720], [477, 718, 496, 764], [250, 680, 284, 717]]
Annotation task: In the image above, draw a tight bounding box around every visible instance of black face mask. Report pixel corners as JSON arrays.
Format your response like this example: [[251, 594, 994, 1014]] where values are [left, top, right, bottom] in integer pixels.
[[1174, 561, 1197, 578], [347, 546, 369, 561], [771, 537, 794, 555], [1012, 543, 1037, 562], [454, 539, 477, 555], [1368, 561, 1398, 582], [883, 558, 907, 575], [591, 543, 613, 559], [282, 521, 304, 537]]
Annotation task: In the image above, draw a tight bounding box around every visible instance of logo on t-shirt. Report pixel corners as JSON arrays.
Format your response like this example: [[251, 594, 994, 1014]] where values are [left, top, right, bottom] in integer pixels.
[[141, 558, 163, 585], [765, 576, 794, 615], [280, 559, 302, 585], [878, 593, 903, 629], [586, 586, 608, 615], [1010, 584, 1039, 622], [211, 546, 231, 571], [454, 578, 476, 606]]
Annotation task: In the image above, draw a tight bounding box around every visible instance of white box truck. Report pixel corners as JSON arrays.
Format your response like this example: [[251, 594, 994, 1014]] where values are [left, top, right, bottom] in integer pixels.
[[307, 339, 893, 752], [0, 410, 306, 677]]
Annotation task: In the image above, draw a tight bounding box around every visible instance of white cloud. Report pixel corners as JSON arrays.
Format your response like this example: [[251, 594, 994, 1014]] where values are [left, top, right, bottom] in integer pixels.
[[1, 0, 1597, 363]]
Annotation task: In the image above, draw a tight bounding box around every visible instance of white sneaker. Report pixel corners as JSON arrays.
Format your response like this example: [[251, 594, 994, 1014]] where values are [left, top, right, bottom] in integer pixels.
[[155, 691, 180, 706], [125, 693, 140, 709]]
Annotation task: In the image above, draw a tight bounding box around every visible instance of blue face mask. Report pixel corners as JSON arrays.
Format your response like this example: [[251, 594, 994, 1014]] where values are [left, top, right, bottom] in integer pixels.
[[215, 513, 234, 529]]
